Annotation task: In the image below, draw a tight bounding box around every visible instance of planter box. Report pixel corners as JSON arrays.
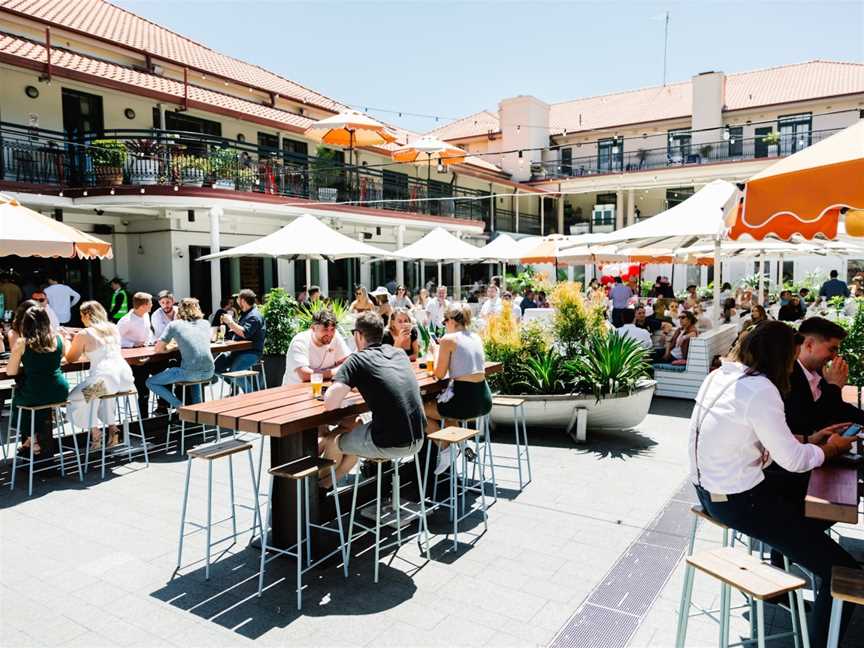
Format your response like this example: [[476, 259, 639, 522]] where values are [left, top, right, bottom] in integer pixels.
[[181, 169, 205, 187], [261, 353, 286, 389], [94, 166, 123, 187], [213, 178, 235, 190], [490, 379, 656, 437]]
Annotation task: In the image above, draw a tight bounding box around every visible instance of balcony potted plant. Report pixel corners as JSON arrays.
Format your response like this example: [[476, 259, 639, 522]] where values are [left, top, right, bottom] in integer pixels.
[[698, 144, 713, 161], [175, 155, 207, 187], [236, 167, 258, 192], [312, 146, 342, 202], [125, 138, 164, 185], [209, 147, 238, 189], [763, 131, 780, 156], [90, 139, 127, 186]]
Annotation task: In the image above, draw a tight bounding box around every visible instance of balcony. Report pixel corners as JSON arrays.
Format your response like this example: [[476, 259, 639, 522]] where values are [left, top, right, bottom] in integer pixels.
[[0, 123, 491, 223], [532, 128, 842, 181]]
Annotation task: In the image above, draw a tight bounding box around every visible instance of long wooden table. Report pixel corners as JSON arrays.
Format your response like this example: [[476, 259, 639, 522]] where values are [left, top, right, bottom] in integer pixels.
[[805, 463, 861, 524], [0, 339, 251, 381], [179, 360, 502, 549]]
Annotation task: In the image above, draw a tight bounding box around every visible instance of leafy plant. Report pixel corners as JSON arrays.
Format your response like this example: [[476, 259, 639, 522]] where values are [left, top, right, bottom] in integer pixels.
[[840, 302, 864, 387], [762, 131, 780, 146], [125, 138, 165, 159], [236, 167, 258, 188], [520, 351, 571, 395], [90, 139, 127, 167], [295, 299, 352, 339], [210, 147, 238, 179], [549, 281, 591, 355], [828, 295, 846, 313], [260, 288, 299, 355], [311, 146, 344, 188], [566, 332, 651, 401], [416, 322, 432, 357]]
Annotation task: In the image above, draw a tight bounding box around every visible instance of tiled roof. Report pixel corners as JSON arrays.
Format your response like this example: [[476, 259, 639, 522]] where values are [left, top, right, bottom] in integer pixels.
[[427, 110, 500, 141], [441, 61, 864, 138], [0, 0, 348, 113]]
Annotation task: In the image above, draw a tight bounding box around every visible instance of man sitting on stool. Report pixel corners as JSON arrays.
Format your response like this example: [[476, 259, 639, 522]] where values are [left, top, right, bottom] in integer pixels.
[[214, 288, 266, 393], [320, 312, 426, 488]]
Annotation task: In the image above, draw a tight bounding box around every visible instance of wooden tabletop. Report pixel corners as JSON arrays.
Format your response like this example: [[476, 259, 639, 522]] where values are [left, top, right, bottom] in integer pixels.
[[179, 360, 502, 437], [0, 339, 251, 381], [805, 463, 861, 524]]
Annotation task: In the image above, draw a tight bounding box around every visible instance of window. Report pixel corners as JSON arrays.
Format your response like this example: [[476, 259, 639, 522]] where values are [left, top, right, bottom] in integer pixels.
[[727, 126, 743, 157], [597, 138, 623, 172], [778, 113, 812, 156], [561, 148, 572, 176], [667, 129, 691, 162], [428, 180, 453, 216], [165, 112, 222, 157], [382, 170, 408, 210], [257, 132, 279, 153], [666, 187, 694, 208]]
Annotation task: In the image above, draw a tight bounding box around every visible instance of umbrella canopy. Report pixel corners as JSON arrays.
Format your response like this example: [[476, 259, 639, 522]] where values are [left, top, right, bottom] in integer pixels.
[[728, 120, 864, 240], [520, 233, 611, 264], [674, 237, 864, 262], [393, 227, 483, 262], [303, 110, 398, 148], [478, 234, 525, 262], [0, 194, 112, 259], [196, 214, 398, 261], [392, 136, 467, 165]]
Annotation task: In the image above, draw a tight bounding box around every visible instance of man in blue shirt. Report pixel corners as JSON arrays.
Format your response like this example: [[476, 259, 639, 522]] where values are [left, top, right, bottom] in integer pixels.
[[609, 276, 633, 327], [214, 288, 266, 392], [819, 270, 850, 299]]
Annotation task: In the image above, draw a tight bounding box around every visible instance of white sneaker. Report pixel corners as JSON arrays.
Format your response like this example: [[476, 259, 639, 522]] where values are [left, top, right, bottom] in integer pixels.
[[434, 446, 460, 475]]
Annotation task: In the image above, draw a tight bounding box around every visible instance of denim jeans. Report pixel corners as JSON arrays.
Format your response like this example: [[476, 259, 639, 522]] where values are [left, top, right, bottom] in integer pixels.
[[146, 367, 213, 409], [214, 351, 261, 391]]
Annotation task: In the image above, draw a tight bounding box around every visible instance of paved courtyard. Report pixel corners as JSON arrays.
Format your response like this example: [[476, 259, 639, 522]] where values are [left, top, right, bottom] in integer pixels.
[[1, 398, 861, 647]]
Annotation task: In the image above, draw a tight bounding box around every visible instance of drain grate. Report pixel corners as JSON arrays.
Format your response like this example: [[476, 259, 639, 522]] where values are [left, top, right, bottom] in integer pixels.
[[549, 480, 697, 648]]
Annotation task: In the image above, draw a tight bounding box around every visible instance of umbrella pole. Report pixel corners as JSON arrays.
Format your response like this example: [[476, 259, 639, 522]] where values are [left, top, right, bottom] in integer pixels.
[[757, 254, 765, 305], [438, 262, 443, 289], [712, 240, 722, 321], [306, 258, 312, 290]]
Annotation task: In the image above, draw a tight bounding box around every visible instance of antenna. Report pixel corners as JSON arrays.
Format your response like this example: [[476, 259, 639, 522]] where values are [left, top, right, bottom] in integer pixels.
[[663, 11, 670, 86]]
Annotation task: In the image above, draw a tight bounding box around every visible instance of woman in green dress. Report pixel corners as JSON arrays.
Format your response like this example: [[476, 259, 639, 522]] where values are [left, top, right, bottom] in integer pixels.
[[6, 306, 69, 458]]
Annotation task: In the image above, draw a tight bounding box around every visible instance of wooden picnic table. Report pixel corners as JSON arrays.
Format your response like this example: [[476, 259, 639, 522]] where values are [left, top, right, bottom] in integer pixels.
[[805, 463, 861, 524], [0, 339, 251, 381], [179, 360, 502, 549]]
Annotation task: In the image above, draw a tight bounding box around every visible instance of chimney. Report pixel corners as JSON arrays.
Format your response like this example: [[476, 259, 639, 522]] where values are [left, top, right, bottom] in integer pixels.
[[691, 70, 725, 146], [497, 95, 550, 181]]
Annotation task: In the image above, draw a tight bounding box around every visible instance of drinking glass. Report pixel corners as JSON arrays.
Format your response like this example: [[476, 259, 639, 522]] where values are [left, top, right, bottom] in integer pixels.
[[311, 373, 323, 397]]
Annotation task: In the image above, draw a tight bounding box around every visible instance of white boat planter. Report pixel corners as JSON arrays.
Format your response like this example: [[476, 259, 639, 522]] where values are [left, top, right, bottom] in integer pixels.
[[490, 379, 656, 442]]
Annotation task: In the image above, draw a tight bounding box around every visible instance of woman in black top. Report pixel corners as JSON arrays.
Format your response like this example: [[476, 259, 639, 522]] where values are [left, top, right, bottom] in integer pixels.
[[382, 308, 419, 361]]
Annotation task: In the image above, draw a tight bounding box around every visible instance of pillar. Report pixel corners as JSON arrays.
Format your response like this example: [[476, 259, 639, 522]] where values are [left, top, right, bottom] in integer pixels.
[[277, 259, 294, 294], [395, 225, 405, 286], [627, 188, 635, 226], [208, 206, 222, 313], [317, 258, 329, 296], [229, 258, 241, 293], [514, 191, 520, 234], [615, 190, 624, 230], [453, 262, 461, 299], [557, 187, 564, 234], [540, 195, 545, 235]]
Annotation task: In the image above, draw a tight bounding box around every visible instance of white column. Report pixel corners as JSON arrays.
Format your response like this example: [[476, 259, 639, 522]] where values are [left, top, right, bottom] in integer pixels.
[[539, 195, 545, 235], [557, 190, 564, 234], [395, 225, 405, 286], [700, 264, 708, 288], [514, 191, 520, 234], [453, 262, 461, 300], [208, 206, 222, 314], [420, 262, 425, 288], [437, 261, 443, 288], [615, 190, 624, 230], [277, 259, 294, 293], [317, 259, 329, 296], [757, 255, 765, 305], [305, 258, 312, 291], [567, 266, 574, 281], [627, 188, 635, 226]]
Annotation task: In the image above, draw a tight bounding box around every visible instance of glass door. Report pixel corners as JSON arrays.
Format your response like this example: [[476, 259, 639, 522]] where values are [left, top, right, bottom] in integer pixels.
[[778, 114, 812, 156]]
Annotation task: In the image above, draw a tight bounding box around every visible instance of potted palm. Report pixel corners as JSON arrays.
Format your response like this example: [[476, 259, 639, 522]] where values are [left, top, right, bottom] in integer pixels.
[[125, 139, 164, 185], [259, 288, 299, 387], [90, 139, 127, 186]]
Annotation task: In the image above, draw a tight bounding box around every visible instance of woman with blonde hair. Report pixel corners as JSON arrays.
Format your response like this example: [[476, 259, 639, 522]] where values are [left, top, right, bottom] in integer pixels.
[[65, 301, 135, 448], [349, 286, 374, 314], [383, 308, 420, 361]]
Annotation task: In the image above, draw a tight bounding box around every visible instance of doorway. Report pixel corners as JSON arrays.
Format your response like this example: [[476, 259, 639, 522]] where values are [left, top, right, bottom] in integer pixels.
[[62, 88, 104, 184], [754, 127, 772, 159]]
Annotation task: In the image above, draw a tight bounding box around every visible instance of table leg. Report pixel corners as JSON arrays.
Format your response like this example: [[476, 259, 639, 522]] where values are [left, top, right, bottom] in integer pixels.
[[269, 427, 320, 550]]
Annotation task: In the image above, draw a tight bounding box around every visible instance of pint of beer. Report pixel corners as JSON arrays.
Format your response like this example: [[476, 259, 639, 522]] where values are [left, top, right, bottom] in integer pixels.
[[311, 373, 323, 397], [426, 353, 436, 376]]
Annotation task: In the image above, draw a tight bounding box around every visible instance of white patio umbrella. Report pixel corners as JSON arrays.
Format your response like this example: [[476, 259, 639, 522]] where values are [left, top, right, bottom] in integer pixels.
[[478, 234, 524, 262], [394, 227, 483, 288], [196, 213, 399, 285]]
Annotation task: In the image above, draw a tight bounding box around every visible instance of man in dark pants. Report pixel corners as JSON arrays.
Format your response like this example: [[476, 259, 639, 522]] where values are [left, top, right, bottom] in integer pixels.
[[214, 288, 266, 393]]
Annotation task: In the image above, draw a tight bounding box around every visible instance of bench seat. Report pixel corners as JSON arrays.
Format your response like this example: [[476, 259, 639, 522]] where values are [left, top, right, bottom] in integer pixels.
[[654, 323, 738, 400]]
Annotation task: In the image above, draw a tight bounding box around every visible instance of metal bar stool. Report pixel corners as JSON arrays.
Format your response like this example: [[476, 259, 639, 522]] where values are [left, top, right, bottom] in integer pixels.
[[257, 457, 349, 609], [176, 438, 262, 580], [10, 402, 81, 496], [487, 396, 532, 490], [423, 426, 489, 552], [83, 390, 150, 479], [168, 380, 215, 455], [346, 452, 431, 583], [827, 566, 864, 647], [218, 369, 262, 399], [2, 382, 16, 460], [676, 546, 810, 648]]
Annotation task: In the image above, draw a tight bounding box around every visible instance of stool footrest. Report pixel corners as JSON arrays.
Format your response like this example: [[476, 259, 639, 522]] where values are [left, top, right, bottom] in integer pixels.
[[270, 456, 335, 480], [187, 438, 252, 460]]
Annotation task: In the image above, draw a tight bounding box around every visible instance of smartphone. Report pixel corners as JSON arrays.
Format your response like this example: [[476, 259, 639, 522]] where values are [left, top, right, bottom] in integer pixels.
[[841, 423, 863, 437]]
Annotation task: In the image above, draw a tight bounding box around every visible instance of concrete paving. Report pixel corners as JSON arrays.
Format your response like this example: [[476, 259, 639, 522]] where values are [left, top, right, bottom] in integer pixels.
[[0, 398, 861, 647]]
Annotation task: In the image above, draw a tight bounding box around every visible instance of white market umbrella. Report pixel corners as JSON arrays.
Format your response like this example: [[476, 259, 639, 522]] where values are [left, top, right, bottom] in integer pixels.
[[0, 194, 113, 258], [394, 227, 483, 287], [479, 234, 524, 262]]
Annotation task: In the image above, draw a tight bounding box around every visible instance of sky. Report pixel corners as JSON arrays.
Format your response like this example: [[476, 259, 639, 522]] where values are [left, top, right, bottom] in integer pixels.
[[122, 0, 864, 133]]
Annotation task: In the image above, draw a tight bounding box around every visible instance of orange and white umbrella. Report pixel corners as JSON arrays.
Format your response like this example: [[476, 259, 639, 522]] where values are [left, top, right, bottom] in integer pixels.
[[0, 194, 112, 258], [392, 136, 467, 166], [727, 120, 864, 240], [303, 110, 397, 149]]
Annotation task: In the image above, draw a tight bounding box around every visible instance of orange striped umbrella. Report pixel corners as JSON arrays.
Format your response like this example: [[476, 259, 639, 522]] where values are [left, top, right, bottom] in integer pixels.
[[303, 110, 397, 149]]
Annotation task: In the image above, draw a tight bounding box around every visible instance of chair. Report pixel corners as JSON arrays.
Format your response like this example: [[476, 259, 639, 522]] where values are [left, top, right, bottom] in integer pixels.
[[424, 426, 489, 552], [827, 566, 864, 647], [167, 379, 215, 455], [176, 438, 262, 580], [9, 402, 82, 496], [257, 456, 349, 608], [83, 390, 150, 479], [487, 397, 532, 490], [346, 452, 431, 583]]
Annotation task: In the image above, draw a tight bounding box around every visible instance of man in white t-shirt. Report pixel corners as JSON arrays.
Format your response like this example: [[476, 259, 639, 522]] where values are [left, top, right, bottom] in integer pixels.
[[425, 286, 450, 329], [282, 309, 350, 385], [116, 292, 156, 416], [479, 284, 502, 318], [44, 276, 81, 324], [616, 308, 653, 350]]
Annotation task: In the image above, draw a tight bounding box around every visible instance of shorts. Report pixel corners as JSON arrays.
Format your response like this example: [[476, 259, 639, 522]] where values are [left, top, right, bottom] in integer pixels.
[[338, 421, 424, 460]]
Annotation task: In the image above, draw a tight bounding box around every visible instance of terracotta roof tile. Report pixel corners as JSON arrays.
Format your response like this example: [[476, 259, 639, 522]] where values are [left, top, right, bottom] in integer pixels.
[[1, 0, 348, 112], [426, 110, 500, 141]]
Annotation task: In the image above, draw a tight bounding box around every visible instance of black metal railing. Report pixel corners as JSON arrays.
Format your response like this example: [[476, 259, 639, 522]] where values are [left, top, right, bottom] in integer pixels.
[[0, 123, 491, 222], [533, 128, 843, 180]]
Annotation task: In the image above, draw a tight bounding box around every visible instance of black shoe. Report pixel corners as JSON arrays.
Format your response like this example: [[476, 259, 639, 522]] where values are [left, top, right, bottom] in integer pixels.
[[360, 460, 377, 480], [463, 447, 477, 462]]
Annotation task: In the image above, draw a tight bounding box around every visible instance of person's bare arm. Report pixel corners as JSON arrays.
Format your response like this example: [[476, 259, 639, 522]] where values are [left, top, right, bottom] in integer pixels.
[[323, 382, 352, 411], [434, 338, 454, 380], [64, 331, 87, 363], [6, 338, 25, 376], [154, 340, 169, 354]]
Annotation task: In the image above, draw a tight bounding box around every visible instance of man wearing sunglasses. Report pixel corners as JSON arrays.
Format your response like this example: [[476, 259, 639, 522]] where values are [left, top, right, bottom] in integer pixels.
[[282, 308, 349, 385], [30, 291, 60, 333]]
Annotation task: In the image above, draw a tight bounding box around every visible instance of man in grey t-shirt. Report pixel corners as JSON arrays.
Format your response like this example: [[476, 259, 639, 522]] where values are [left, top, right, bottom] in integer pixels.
[[147, 298, 214, 408]]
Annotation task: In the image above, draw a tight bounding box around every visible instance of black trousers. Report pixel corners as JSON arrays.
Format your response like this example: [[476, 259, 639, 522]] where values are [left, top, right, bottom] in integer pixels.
[[695, 478, 860, 645], [131, 360, 173, 417]]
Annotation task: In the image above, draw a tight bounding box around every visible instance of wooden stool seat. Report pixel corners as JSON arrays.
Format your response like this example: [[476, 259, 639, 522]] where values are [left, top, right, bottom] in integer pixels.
[[686, 547, 806, 601], [176, 379, 212, 386], [188, 439, 252, 461], [220, 370, 259, 379], [270, 456, 335, 480], [98, 390, 137, 399], [17, 401, 68, 411], [427, 426, 477, 444], [831, 566, 864, 605], [491, 396, 524, 407], [690, 504, 730, 529]]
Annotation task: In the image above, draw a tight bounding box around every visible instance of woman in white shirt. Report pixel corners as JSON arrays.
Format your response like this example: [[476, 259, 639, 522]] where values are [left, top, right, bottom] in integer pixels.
[[689, 320, 859, 645]]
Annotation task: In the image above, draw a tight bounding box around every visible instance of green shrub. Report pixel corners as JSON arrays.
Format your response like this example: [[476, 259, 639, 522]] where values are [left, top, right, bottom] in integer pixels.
[[295, 299, 351, 339], [260, 288, 299, 355], [519, 350, 571, 395], [841, 302, 864, 387], [90, 139, 127, 167], [566, 332, 652, 401]]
